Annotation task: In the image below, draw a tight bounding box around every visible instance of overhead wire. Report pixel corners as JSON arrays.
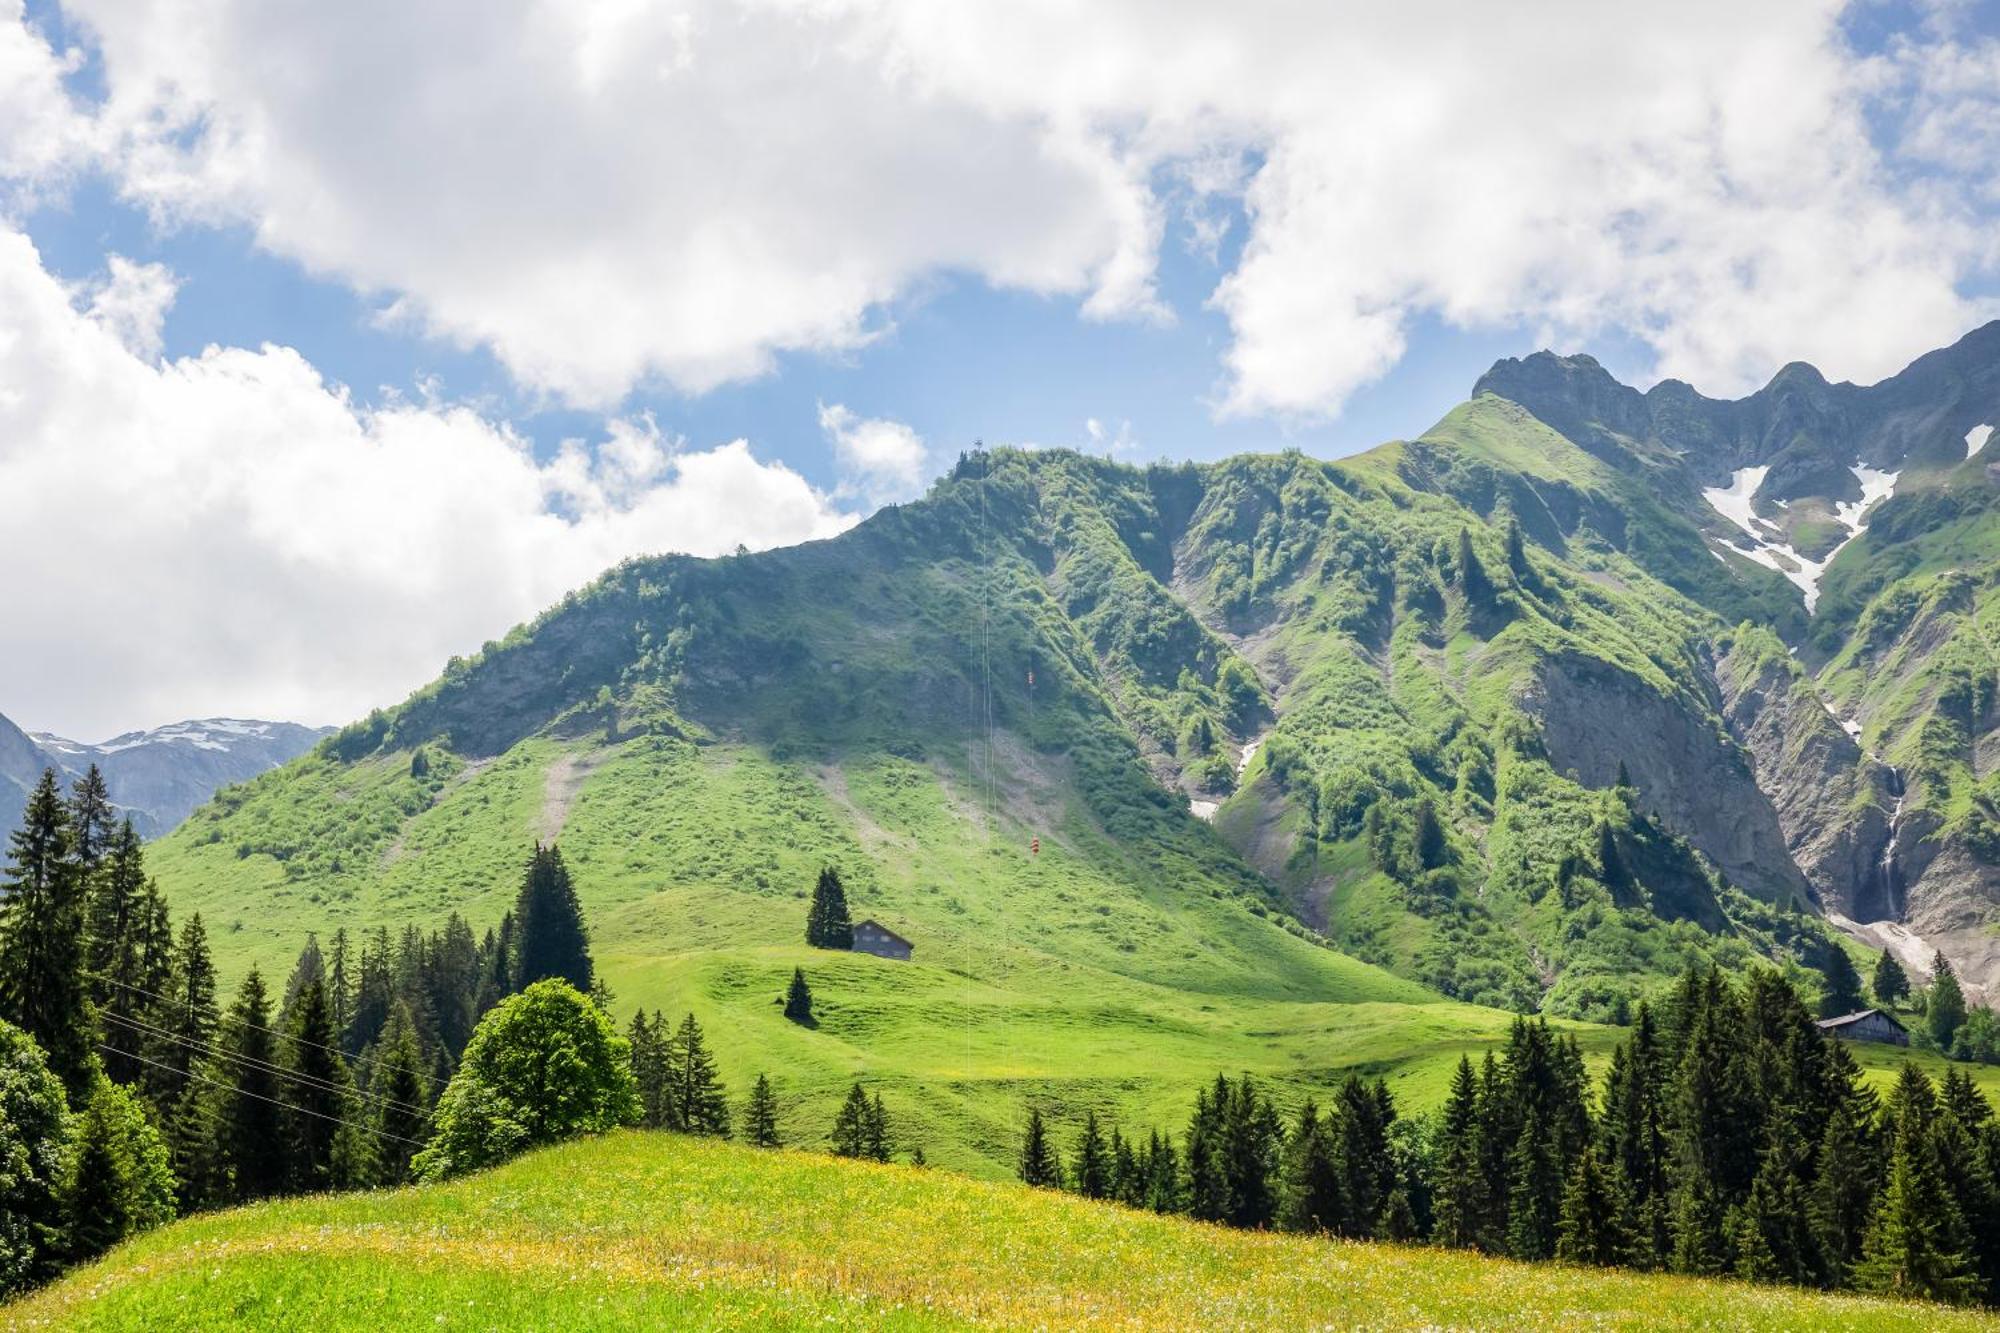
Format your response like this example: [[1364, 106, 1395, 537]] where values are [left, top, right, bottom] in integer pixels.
[[98, 1042, 428, 1148]]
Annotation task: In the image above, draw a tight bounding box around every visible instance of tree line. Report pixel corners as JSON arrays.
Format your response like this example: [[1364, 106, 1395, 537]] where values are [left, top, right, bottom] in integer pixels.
[[1014, 964, 2000, 1306]]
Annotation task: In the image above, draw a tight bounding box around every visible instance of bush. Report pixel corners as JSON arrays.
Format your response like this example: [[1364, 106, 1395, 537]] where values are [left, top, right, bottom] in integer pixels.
[[63, 1080, 175, 1263], [412, 981, 639, 1181], [0, 1018, 70, 1296]]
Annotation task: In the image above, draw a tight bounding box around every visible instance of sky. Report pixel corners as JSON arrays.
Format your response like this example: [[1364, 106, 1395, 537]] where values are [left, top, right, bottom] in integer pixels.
[[3, 0, 1999, 739]]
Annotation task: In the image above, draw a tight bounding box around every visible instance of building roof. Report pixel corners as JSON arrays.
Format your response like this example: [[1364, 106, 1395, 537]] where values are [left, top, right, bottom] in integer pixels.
[[853, 919, 912, 948], [1815, 1008, 1907, 1032]]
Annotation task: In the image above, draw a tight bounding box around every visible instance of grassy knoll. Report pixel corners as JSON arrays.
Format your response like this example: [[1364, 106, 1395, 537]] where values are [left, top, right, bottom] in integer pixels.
[[9, 1131, 1990, 1331]]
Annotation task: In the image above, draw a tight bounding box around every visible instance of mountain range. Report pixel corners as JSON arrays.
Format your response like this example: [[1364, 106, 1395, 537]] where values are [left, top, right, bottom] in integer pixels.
[[1, 714, 328, 841], [112, 323, 2000, 1161]]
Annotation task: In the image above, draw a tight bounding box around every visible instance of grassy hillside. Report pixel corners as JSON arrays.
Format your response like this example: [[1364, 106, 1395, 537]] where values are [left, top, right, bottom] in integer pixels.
[[9, 1131, 1989, 1331]]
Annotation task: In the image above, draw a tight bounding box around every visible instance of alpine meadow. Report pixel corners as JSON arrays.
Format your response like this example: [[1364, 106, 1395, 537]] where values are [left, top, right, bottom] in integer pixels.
[[9, 3, 2000, 1329]]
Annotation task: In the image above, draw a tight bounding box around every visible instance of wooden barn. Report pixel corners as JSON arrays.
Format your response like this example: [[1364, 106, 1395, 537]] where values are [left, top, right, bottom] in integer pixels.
[[1815, 1008, 1909, 1047], [852, 919, 913, 961]]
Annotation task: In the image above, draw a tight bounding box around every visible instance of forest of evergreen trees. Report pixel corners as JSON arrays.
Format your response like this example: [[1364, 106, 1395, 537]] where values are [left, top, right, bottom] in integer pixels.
[[6, 762, 2000, 1310]]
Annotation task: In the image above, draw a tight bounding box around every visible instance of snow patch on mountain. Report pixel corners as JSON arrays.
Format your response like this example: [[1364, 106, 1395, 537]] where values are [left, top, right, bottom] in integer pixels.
[[1702, 464, 1898, 613], [1969, 424, 1993, 459], [34, 718, 294, 757]]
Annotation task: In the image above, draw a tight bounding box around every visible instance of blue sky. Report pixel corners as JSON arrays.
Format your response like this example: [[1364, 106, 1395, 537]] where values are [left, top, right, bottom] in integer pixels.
[[3, 0, 1997, 735]]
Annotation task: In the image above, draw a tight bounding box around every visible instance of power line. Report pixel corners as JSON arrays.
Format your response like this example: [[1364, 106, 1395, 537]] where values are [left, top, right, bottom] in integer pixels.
[[98, 1043, 428, 1148], [87, 969, 373, 1071], [100, 1010, 431, 1121]]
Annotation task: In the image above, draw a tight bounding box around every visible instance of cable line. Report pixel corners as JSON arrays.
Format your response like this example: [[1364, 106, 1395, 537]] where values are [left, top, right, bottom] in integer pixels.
[[99, 1009, 431, 1121], [87, 969, 377, 1070], [98, 1043, 428, 1148]]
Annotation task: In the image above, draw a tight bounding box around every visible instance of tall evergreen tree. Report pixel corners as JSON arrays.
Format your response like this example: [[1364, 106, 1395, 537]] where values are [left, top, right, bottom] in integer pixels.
[[86, 819, 149, 1085], [1818, 946, 1865, 1018], [141, 914, 217, 1125], [864, 1092, 891, 1162], [1807, 1079, 1880, 1286], [281, 978, 371, 1191], [1854, 1119, 1978, 1305], [1431, 1056, 1488, 1249], [0, 770, 94, 1096], [668, 1012, 729, 1137], [1333, 1074, 1396, 1238], [1597, 1008, 1671, 1267], [213, 967, 286, 1203], [346, 926, 394, 1056], [1071, 1110, 1111, 1199], [743, 1074, 781, 1147], [831, 1082, 872, 1159], [627, 1010, 674, 1129], [279, 933, 325, 1024], [61, 1078, 174, 1264], [1278, 1098, 1343, 1234], [369, 1002, 432, 1182], [1873, 950, 1911, 1008], [1018, 1106, 1060, 1187], [804, 867, 854, 949], [326, 928, 354, 1040], [1929, 952, 1969, 1050], [66, 765, 117, 882], [512, 844, 593, 992], [1554, 1145, 1629, 1266]]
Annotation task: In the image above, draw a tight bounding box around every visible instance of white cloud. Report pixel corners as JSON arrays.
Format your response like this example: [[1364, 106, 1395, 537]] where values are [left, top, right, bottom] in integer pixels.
[[0, 0, 92, 201], [78, 254, 176, 358], [817, 401, 927, 504], [36, 0, 1992, 422], [0, 228, 856, 738]]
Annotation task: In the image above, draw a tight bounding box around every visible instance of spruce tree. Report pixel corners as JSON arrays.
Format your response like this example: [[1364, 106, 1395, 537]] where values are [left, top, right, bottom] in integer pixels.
[[512, 844, 593, 993], [783, 967, 814, 1025], [67, 764, 117, 882], [0, 770, 94, 1097], [1333, 1074, 1396, 1238], [1455, 527, 1494, 604], [1143, 1129, 1183, 1214], [627, 1010, 674, 1129], [215, 967, 286, 1202], [282, 978, 371, 1191], [1018, 1106, 1060, 1187], [1278, 1099, 1343, 1234], [1431, 1056, 1487, 1249], [1818, 946, 1865, 1019], [1379, 1187, 1419, 1241], [279, 933, 325, 1024], [1873, 950, 1910, 1008], [832, 1082, 871, 1158], [86, 819, 149, 1085], [61, 1078, 175, 1264], [370, 1002, 432, 1182], [142, 914, 218, 1126], [1929, 952, 1968, 1050], [743, 1074, 781, 1147], [1808, 1084, 1881, 1286], [1854, 1123, 1978, 1305], [1111, 1128, 1144, 1208], [669, 1012, 729, 1137], [1554, 1146, 1628, 1266], [1071, 1110, 1111, 1199], [865, 1092, 891, 1162], [804, 867, 854, 949]]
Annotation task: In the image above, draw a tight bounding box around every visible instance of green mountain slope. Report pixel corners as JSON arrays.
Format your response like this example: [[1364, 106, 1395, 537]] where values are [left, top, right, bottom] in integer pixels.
[[9, 1132, 1986, 1331], [139, 326, 2000, 1162]]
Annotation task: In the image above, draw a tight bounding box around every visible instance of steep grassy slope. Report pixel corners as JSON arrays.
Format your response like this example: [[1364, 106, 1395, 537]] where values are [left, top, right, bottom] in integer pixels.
[[9, 1132, 1989, 1331]]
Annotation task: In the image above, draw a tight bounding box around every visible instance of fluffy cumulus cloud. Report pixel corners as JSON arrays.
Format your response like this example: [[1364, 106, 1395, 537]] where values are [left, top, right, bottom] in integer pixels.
[[0, 228, 854, 737], [34, 0, 1999, 420], [817, 402, 927, 504]]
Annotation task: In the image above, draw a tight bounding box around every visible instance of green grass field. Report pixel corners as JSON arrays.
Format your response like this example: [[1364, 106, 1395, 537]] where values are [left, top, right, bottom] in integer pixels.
[[8, 1131, 1991, 1331]]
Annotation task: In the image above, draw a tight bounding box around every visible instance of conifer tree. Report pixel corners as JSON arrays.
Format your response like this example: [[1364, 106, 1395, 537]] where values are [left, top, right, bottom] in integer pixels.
[[627, 1010, 674, 1129], [1111, 1128, 1144, 1208], [743, 1074, 781, 1147], [370, 1002, 432, 1182], [1455, 527, 1494, 604], [1431, 1056, 1488, 1249], [1818, 946, 1865, 1019], [67, 765, 117, 882], [61, 1078, 174, 1264], [0, 770, 94, 1097], [865, 1092, 891, 1162], [1018, 1106, 1060, 1187], [512, 844, 593, 992], [1380, 1187, 1419, 1241], [1808, 1083, 1880, 1285], [832, 1082, 872, 1159], [1554, 1145, 1628, 1266], [346, 926, 394, 1056], [669, 1012, 729, 1137], [86, 819, 149, 1085], [1597, 1008, 1671, 1267], [783, 967, 814, 1024], [1929, 952, 1969, 1050], [214, 967, 286, 1203], [1731, 1129, 1816, 1285], [282, 978, 372, 1191], [1854, 1122, 1978, 1305], [327, 928, 354, 1040], [280, 933, 325, 1024], [1333, 1074, 1395, 1238], [1873, 950, 1910, 1008], [142, 914, 217, 1124], [1184, 1081, 1228, 1221], [1278, 1099, 1343, 1234], [804, 867, 854, 949], [1071, 1110, 1111, 1199], [1143, 1130, 1182, 1214], [1220, 1073, 1282, 1230]]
